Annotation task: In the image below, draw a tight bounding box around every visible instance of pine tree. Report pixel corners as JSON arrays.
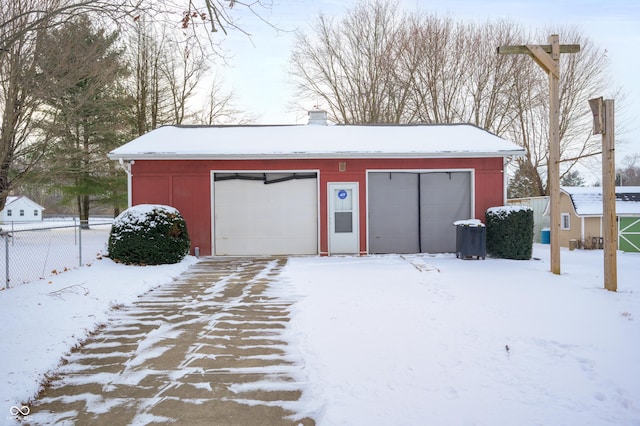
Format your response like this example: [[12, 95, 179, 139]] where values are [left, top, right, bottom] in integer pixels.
[[560, 170, 585, 187], [508, 160, 540, 199], [36, 17, 130, 222]]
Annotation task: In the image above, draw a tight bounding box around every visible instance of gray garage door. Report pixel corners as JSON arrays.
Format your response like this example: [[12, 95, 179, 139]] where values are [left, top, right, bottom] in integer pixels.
[[369, 172, 471, 254]]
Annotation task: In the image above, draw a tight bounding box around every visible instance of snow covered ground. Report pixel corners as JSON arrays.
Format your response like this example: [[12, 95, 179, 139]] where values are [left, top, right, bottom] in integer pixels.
[[276, 249, 640, 425], [0, 219, 114, 286], [0, 233, 638, 425]]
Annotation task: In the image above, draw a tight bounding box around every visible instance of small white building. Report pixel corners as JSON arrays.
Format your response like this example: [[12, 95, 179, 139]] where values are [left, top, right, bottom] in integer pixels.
[[1, 196, 45, 223]]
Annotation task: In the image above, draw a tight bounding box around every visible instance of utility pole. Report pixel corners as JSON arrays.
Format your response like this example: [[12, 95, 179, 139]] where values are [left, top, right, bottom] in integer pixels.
[[589, 97, 617, 292], [498, 35, 580, 275]]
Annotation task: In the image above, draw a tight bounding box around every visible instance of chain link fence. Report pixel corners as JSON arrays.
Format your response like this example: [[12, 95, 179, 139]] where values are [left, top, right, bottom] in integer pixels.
[[0, 219, 113, 289]]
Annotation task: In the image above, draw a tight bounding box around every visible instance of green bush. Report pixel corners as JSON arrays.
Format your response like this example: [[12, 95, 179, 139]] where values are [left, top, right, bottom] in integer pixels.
[[485, 206, 534, 260], [108, 204, 190, 265]]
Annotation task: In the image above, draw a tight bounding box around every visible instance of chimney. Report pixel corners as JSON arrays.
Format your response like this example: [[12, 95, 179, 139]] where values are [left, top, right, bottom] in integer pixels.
[[308, 109, 328, 125]]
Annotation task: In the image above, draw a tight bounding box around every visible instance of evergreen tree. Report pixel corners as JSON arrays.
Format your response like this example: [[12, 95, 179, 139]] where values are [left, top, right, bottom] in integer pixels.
[[508, 160, 539, 199], [36, 17, 130, 223], [560, 170, 585, 187]]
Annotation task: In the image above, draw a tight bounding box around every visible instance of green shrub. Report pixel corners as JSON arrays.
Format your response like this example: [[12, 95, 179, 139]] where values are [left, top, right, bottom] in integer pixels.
[[485, 206, 534, 260], [108, 204, 190, 265]]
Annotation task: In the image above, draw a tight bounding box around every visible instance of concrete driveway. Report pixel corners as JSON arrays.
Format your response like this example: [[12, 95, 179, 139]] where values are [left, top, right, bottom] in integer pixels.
[[26, 257, 315, 425]]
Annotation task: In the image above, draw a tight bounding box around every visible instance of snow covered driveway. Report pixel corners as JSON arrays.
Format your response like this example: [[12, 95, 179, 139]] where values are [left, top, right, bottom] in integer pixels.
[[26, 258, 314, 426]]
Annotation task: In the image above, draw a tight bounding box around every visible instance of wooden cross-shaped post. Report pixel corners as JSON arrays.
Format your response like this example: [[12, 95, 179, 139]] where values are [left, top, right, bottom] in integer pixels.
[[589, 96, 617, 292], [498, 35, 580, 275]]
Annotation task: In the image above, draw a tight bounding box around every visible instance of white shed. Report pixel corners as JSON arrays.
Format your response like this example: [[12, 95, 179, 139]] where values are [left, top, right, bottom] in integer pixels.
[[1, 196, 45, 223]]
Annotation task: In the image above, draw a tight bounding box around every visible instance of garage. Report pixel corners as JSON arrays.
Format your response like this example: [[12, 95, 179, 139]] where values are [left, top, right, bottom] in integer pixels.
[[109, 121, 524, 256], [213, 172, 318, 255], [368, 171, 472, 254]]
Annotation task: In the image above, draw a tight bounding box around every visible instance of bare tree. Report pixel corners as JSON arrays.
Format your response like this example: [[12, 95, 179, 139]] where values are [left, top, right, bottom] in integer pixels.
[[1, 0, 277, 211], [127, 17, 174, 136], [616, 154, 640, 186], [196, 78, 253, 124], [1, 0, 49, 211], [183, 0, 276, 36], [0, 0, 138, 57], [505, 27, 613, 195], [0, 0, 140, 211], [290, 1, 616, 197], [461, 20, 526, 134], [161, 37, 209, 124], [125, 15, 250, 130], [290, 0, 410, 124], [406, 14, 469, 124]]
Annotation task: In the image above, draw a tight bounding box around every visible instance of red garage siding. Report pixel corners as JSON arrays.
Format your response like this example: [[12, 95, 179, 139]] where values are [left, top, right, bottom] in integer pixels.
[[130, 157, 505, 256], [135, 175, 170, 204]]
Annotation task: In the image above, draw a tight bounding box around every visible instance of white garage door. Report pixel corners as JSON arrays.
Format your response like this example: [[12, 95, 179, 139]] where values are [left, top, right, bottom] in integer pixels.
[[213, 173, 318, 255]]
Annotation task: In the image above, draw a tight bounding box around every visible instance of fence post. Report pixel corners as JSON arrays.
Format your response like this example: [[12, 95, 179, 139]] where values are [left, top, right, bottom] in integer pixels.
[[79, 220, 82, 267], [3, 233, 9, 289]]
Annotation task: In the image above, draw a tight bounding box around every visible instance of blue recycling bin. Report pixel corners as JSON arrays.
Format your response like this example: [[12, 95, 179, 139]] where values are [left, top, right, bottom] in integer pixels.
[[541, 228, 550, 244]]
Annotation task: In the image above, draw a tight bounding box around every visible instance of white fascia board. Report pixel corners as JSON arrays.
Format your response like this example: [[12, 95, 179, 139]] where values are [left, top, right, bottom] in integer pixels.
[[108, 150, 525, 161]]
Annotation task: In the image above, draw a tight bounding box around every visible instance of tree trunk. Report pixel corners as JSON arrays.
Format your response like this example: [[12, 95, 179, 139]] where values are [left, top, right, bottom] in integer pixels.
[[77, 193, 90, 229], [0, 155, 12, 212]]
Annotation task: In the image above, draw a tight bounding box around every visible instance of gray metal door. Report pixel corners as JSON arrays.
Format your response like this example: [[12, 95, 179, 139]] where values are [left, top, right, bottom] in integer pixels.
[[368, 171, 471, 254], [369, 173, 420, 253], [419, 172, 471, 253]]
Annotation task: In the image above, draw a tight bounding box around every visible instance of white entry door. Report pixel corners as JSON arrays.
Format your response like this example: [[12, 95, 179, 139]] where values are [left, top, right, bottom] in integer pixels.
[[328, 183, 359, 254]]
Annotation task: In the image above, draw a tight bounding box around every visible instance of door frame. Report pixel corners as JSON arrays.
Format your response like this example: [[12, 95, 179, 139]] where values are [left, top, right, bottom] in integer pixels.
[[327, 182, 360, 255]]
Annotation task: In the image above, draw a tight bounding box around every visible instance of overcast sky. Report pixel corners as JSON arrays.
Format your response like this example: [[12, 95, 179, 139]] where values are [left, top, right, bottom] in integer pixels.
[[211, 0, 640, 163]]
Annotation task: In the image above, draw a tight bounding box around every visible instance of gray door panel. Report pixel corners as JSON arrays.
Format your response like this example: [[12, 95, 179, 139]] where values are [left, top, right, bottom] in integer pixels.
[[420, 172, 471, 253], [368, 173, 420, 253], [369, 171, 471, 254]]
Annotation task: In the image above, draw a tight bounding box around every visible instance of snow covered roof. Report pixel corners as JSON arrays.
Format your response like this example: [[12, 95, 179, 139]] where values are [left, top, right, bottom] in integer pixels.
[[108, 124, 525, 161], [562, 186, 640, 216], [4, 196, 45, 210]]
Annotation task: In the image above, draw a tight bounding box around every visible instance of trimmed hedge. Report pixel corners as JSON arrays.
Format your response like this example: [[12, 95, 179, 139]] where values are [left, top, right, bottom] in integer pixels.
[[485, 206, 534, 260], [108, 204, 190, 265]]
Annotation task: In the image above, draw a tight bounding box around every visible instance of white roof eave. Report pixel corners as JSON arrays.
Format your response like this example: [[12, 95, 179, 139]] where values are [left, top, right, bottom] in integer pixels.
[[108, 150, 526, 161]]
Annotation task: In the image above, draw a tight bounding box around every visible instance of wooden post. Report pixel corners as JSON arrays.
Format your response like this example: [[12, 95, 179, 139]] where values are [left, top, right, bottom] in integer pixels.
[[602, 100, 617, 291], [589, 97, 617, 291], [547, 35, 561, 275], [498, 35, 579, 275]]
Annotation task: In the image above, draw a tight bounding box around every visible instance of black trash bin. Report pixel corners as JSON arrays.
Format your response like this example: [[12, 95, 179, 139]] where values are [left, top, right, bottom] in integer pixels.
[[454, 220, 486, 260]]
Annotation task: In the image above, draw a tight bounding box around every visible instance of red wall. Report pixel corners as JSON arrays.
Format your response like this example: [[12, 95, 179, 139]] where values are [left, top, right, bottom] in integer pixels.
[[131, 157, 505, 256]]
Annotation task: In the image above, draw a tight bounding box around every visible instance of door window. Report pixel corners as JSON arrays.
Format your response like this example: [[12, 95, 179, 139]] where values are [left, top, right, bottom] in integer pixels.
[[334, 189, 353, 233]]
